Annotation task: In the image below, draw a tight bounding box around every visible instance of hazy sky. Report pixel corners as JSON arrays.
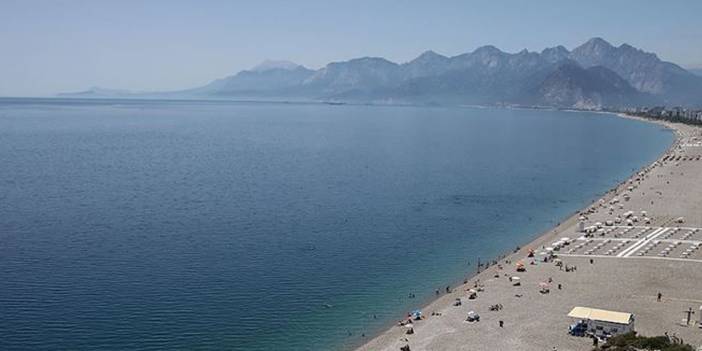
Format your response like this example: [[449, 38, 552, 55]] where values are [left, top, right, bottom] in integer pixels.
[[2, 0, 701, 96]]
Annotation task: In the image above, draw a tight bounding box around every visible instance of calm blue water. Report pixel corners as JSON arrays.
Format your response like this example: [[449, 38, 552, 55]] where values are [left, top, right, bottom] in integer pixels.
[[0, 98, 672, 350]]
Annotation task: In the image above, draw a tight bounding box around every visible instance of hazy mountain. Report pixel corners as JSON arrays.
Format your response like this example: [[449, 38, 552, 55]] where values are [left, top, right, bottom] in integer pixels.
[[530, 62, 652, 109], [185, 61, 315, 97], [301, 57, 402, 97], [568, 38, 702, 105], [541, 45, 570, 63], [251, 60, 302, 72], [401, 50, 452, 79], [62, 38, 702, 108], [58, 86, 134, 97], [383, 47, 558, 105]]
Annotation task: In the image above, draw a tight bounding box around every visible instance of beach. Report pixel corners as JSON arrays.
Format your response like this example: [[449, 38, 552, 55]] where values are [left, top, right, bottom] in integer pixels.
[[357, 115, 702, 351]]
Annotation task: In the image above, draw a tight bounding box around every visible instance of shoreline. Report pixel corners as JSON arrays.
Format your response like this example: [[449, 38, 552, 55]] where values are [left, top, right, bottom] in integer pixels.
[[354, 113, 692, 351]]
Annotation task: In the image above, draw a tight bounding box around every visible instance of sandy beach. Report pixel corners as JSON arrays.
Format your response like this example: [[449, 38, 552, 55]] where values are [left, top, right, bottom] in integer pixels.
[[357, 114, 702, 351]]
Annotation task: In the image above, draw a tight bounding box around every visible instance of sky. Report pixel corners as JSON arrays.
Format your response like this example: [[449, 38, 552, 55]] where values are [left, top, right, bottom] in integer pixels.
[[1, 0, 702, 96]]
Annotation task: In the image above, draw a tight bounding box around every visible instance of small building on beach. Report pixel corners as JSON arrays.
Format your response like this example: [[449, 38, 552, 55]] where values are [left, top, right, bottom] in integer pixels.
[[568, 306, 635, 338]]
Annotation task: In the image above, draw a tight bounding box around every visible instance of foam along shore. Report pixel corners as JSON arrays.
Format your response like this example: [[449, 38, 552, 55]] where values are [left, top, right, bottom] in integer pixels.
[[357, 115, 702, 351]]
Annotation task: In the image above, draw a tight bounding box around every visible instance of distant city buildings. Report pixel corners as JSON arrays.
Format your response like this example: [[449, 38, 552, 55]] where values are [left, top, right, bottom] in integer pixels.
[[619, 106, 702, 124]]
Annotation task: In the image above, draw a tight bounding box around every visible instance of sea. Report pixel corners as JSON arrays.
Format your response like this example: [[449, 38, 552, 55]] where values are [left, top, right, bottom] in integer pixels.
[[0, 98, 673, 350]]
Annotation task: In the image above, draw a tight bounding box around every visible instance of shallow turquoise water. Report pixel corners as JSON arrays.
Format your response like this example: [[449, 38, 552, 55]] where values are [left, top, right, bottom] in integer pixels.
[[0, 99, 672, 350]]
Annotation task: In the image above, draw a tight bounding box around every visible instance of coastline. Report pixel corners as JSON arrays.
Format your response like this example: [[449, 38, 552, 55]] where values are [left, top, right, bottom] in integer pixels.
[[3, 97, 683, 351], [355, 113, 699, 351]]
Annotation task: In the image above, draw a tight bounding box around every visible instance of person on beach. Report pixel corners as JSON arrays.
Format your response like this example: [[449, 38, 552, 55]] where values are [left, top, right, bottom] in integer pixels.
[[658, 292, 662, 301]]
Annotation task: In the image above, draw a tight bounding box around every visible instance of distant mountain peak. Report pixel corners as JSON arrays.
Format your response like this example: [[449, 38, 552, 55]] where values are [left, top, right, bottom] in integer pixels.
[[335, 56, 400, 69], [583, 37, 613, 48], [541, 45, 569, 55], [618, 43, 636, 50], [541, 45, 570, 63], [573, 38, 615, 58], [251, 60, 302, 72], [417, 50, 445, 59], [409, 50, 449, 63], [349, 56, 395, 63], [473, 45, 503, 56]]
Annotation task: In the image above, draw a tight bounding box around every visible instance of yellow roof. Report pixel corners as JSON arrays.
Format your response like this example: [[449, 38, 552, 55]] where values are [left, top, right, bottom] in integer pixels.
[[568, 306, 632, 324]]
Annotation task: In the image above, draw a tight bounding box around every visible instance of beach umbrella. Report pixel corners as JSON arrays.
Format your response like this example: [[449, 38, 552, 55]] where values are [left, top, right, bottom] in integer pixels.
[[538, 282, 549, 288]]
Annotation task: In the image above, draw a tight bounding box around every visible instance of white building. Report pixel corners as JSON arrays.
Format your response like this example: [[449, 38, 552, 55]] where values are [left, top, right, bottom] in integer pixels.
[[568, 306, 635, 338]]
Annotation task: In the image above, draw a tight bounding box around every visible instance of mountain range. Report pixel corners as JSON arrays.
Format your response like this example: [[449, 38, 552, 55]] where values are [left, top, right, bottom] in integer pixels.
[[61, 38, 702, 109]]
